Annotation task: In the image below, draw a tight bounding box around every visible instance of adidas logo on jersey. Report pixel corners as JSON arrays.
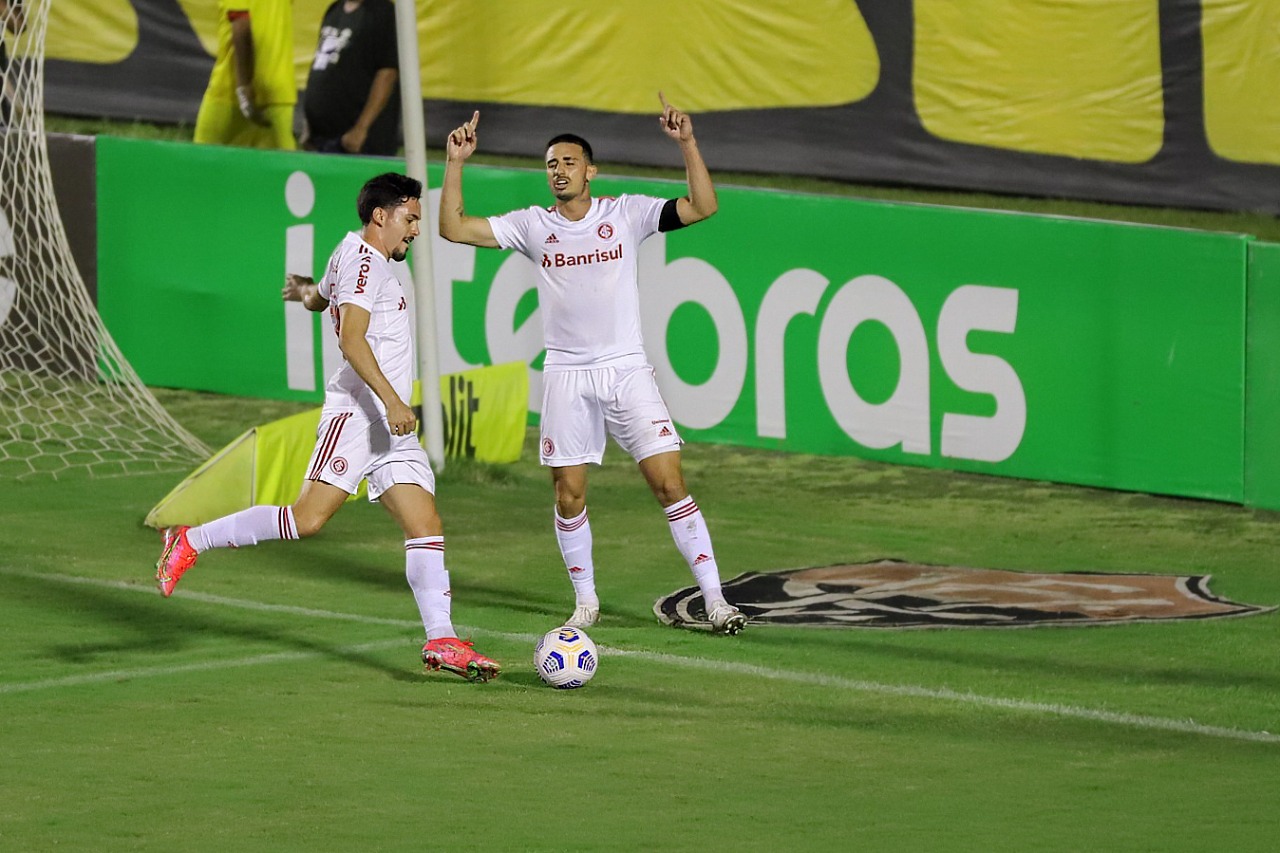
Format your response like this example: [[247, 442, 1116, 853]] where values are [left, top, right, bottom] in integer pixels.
[[693, 554, 712, 566], [658, 425, 673, 437], [545, 233, 559, 244]]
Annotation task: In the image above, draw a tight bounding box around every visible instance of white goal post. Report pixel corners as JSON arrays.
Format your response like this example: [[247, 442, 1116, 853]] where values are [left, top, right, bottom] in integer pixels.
[[0, 0, 209, 478], [393, 0, 446, 471]]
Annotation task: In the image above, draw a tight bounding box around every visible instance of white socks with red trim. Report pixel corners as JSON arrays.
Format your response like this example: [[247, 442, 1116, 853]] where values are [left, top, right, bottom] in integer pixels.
[[664, 495, 725, 605], [555, 507, 599, 607], [186, 506, 298, 553], [405, 536, 456, 640]]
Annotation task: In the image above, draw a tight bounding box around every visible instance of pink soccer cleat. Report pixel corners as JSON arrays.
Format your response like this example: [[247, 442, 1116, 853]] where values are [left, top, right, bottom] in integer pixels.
[[421, 637, 502, 682], [155, 526, 198, 597]]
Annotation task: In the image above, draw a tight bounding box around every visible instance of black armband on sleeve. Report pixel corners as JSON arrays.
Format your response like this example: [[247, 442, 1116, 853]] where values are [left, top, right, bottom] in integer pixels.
[[658, 198, 687, 232]]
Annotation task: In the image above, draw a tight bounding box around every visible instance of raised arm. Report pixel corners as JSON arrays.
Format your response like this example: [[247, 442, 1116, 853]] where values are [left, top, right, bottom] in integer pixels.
[[658, 92, 718, 225], [438, 111, 500, 248]]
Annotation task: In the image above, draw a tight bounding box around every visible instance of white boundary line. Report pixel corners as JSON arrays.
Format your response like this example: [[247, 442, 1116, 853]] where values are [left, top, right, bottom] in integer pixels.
[[3, 569, 1276, 744]]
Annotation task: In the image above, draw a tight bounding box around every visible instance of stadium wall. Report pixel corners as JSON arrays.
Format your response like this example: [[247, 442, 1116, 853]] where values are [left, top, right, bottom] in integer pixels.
[[46, 134, 97, 300], [89, 136, 1279, 507], [1245, 241, 1280, 510], [40, 0, 1280, 214]]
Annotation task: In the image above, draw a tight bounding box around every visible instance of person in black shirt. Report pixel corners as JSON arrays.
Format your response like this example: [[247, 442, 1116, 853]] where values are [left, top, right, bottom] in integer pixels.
[[1, 1, 24, 125], [303, 0, 401, 156]]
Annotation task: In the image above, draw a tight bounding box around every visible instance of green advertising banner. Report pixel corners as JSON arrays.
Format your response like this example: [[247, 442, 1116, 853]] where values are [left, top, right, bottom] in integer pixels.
[[97, 137, 1248, 501], [639, 191, 1248, 502], [97, 137, 389, 402], [1245, 241, 1280, 510]]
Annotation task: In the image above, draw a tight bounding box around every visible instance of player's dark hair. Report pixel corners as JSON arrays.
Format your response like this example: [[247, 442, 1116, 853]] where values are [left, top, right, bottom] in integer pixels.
[[356, 173, 422, 224], [546, 133, 594, 164]]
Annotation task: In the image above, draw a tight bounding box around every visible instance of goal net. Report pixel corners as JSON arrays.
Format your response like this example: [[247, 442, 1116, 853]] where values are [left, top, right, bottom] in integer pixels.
[[0, 0, 209, 478]]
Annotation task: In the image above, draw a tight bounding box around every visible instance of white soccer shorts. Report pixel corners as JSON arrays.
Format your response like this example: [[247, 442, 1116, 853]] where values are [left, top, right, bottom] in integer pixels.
[[539, 364, 683, 466], [305, 409, 436, 500]]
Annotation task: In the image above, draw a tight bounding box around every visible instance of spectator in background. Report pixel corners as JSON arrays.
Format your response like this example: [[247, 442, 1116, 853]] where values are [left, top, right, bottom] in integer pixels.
[[303, 0, 400, 156], [194, 0, 296, 149], [0, 0, 24, 125]]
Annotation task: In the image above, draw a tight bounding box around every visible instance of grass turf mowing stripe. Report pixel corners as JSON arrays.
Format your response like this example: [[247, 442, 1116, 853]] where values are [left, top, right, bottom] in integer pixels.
[[5, 568, 1278, 745], [0, 639, 407, 694]]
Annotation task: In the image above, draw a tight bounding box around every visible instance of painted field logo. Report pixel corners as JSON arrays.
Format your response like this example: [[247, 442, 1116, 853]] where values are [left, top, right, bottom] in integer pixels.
[[654, 559, 1275, 629]]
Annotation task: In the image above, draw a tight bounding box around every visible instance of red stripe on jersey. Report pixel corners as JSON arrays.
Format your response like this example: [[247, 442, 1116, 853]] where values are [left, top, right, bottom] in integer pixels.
[[307, 412, 352, 480]]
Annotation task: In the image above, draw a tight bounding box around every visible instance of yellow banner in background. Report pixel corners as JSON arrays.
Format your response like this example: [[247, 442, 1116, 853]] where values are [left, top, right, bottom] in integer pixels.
[[44, 0, 137, 64], [415, 0, 879, 113], [1201, 0, 1280, 166], [75, 0, 877, 112], [914, 0, 1164, 163], [44, 0, 1280, 167], [251, 407, 325, 505], [411, 361, 529, 466]]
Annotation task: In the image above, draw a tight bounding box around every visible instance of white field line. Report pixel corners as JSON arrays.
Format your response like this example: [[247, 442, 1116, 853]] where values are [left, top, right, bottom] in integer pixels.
[[3, 569, 1277, 745]]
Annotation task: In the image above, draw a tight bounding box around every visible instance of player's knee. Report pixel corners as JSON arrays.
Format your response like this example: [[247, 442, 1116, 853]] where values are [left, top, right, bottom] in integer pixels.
[[290, 509, 329, 538], [554, 479, 586, 515], [652, 480, 688, 507], [556, 494, 585, 518]]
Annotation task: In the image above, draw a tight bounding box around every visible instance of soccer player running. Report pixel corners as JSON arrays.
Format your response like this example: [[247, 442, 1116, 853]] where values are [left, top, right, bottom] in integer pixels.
[[439, 95, 747, 635], [154, 173, 501, 681]]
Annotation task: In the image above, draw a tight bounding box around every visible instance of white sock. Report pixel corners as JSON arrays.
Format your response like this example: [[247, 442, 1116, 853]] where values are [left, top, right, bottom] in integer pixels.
[[405, 536, 456, 640], [664, 496, 725, 606], [555, 507, 598, 607], [187, 506, 298, 553]]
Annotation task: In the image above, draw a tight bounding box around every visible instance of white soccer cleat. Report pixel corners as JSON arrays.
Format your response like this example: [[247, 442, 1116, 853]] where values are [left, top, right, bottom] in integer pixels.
[[565, 603, 599, 629], [707, 602, 747, 635]]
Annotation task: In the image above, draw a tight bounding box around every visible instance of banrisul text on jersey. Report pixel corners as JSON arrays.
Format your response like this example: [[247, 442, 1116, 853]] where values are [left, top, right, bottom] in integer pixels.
[[542, 245, 624, 268]]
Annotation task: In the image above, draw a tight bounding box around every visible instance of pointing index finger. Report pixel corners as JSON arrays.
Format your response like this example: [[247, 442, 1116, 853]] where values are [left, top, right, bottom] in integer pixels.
[[658, 91, 671, 111]]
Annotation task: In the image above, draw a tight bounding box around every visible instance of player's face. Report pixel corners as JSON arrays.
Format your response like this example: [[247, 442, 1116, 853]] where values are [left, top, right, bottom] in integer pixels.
[[383, 198, 422, 262], [546, 143, 596, 202]]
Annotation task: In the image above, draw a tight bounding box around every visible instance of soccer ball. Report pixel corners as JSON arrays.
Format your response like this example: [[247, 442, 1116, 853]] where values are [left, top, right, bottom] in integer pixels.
[[534, 625, 598, 689]]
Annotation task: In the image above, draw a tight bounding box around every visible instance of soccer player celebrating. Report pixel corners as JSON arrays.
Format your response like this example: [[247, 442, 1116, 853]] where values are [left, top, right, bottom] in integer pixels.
[[438, 95, 747, 635], [154, 173, 501, 682]]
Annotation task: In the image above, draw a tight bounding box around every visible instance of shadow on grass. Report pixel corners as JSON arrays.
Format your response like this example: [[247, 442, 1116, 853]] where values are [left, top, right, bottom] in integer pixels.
[[2, 572, 422, 683]]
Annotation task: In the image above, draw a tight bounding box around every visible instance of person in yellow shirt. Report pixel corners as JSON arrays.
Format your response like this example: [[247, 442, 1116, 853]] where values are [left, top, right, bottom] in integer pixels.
[[194, 0, 296, 149]]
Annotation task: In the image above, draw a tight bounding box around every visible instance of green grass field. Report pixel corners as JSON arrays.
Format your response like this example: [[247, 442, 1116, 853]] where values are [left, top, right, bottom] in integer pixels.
[[2, 389, 1278, 851], [16, 116, 1280, 849]]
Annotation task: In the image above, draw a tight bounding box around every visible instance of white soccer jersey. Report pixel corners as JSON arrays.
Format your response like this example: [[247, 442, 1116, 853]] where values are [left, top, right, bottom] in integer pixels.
[[317, 231, 413, 413], [489, 194, 665, 370]]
